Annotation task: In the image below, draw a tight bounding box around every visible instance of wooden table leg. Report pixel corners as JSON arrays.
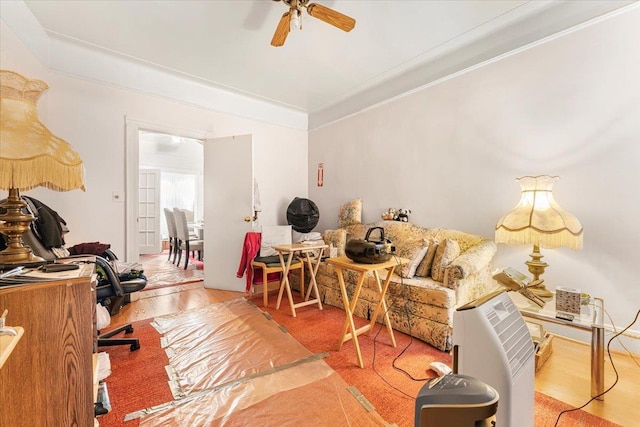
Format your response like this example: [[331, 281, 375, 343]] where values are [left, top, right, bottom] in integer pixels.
[[275, 252, 296, 317], [303, 251, 323, 311], [368, 267, 397, 348], [337, 269, 367, 368]]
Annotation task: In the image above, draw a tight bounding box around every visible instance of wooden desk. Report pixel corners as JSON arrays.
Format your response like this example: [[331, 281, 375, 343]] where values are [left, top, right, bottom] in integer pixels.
[[0, 268, 96, 426], [273, 242, 328, 317], [0, 326, 23, 369], [326, 256, 408, 368]]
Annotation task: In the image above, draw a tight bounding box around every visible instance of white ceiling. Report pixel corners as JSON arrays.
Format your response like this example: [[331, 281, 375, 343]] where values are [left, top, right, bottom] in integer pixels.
[[12, 0, 635, 129]]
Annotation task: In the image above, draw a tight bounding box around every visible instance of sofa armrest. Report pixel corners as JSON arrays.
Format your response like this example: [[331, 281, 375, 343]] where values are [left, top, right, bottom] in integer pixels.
[[444, 240, 497, 289]]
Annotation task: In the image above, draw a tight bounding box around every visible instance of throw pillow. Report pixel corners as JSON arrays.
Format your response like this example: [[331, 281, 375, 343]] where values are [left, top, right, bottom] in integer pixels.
[[415, 239, 438, 277], [323, 229, 347, 257], [396, 239, 429, 279], [338, 198, 362, 228], [260, 225, 292, 257], [431, 239, 461, 282]]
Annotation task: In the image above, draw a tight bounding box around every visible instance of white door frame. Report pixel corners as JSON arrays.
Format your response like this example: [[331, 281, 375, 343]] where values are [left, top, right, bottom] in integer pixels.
[[124, 117, 212, 262]]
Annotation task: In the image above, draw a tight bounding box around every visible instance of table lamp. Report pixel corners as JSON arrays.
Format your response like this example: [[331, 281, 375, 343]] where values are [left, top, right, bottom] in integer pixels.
[[0, 70, 85, 267], [495, 175, 583, 298]]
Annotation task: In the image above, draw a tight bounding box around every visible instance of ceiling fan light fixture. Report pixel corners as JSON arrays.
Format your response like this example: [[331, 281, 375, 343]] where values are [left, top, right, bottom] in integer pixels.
[[271, 0, 355, 46], [290, 9, 301, 31]]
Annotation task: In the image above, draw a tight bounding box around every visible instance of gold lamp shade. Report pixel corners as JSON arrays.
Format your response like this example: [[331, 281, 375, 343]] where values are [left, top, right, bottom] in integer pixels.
[[0, 70, 85, 267], [495, 175, 583, 297], [1, 70, 85, 192]]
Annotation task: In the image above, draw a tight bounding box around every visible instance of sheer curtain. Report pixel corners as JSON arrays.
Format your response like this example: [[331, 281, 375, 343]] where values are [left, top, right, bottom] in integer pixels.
[[161, 172, 197, 239]]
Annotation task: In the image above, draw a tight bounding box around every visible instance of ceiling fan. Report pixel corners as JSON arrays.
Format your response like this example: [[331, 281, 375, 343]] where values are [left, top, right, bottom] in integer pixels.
[[271, 0, 356, 47]]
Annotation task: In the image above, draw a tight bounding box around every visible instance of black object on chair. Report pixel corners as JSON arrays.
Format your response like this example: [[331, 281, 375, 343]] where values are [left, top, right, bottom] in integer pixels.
[[95, 256, 146, 351]]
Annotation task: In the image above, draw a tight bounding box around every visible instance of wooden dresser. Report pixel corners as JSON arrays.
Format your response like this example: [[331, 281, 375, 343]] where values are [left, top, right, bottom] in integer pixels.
[[0, 268, 96, 427]]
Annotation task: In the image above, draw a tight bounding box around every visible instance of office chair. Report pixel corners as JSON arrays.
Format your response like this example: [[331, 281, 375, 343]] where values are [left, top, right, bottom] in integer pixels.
[[95, 256, 146, 351]]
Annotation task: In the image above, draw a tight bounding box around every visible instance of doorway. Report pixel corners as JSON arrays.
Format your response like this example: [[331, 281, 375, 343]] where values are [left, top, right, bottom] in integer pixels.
[[139, 131, 204, 255], [125, 120, 255, 293], [125, 119, 208, 262]]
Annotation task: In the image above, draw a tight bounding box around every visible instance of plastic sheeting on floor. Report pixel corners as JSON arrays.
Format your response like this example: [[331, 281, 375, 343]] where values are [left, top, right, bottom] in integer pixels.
[[129, 298, 390, 426]]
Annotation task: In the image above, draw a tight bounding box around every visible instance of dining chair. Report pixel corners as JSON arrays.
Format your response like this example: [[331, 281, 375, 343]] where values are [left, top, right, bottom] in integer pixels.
[[163, 208, 179, 264], [182, 208, 198, 238], [173, 207, 204, 269], [250, 226, 304, 307]]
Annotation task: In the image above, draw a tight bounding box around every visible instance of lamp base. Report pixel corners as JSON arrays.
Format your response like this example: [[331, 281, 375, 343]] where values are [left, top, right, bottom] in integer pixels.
[[0, 188, 46, 269], [525, 244, 553, 299], [527, 281, 553, 298]]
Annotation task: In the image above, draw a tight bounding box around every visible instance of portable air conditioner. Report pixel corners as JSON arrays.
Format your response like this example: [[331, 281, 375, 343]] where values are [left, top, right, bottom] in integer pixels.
[[453, 290, 535, 427]]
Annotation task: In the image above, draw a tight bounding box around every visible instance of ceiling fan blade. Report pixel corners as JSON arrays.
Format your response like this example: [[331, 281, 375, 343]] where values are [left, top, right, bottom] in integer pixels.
[[271, 11, 290, 47], [306, 3, 355, 32]]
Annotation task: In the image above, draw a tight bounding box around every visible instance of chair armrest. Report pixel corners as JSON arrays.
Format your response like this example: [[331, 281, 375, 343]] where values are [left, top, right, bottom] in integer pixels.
[[95, 256, 124, 297], [444, 240, 496, 288]]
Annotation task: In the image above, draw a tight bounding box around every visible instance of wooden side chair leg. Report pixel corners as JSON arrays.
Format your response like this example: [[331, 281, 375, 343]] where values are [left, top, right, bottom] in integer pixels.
[[263, 267, 269, 307], [184, 241, 191, 270]]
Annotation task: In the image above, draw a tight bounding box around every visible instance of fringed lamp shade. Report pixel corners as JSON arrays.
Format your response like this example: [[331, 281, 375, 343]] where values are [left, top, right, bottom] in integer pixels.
[[0, 70, 85, 192], [495, 175, 583, 297], [0, 70, 85, 267], [495, 175, 583, 250]]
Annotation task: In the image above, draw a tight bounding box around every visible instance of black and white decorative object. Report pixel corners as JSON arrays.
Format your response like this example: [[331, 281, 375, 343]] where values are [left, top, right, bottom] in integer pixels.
[[556, 286, 581, 314]]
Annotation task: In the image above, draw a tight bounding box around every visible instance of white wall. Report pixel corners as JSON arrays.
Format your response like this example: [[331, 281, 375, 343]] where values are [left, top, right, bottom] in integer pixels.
[[309, 8, 640, 352], [1, 20, 308, 258]]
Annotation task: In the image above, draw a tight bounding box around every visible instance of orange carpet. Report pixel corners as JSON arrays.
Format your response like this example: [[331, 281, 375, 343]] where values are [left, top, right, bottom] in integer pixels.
[[97, 297, 620, 427], [255, 294, 620, 427]]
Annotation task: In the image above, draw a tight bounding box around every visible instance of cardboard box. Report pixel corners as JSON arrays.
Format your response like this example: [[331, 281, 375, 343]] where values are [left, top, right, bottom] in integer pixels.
[[535, 333, 553, 372]]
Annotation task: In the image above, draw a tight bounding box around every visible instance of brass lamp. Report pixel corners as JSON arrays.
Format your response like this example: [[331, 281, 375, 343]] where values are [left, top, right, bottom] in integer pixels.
[[0, 70, 85, 267], [495, 175, 583, 298]]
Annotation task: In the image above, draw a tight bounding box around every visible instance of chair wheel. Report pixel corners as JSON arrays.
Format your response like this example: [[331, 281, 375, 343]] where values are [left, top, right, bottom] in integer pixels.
[[130, 342, 140, 351], [125, 325, 134, 334]]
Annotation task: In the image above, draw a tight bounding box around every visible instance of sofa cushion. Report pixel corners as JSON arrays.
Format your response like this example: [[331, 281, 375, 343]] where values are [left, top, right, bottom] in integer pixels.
[[343, 222, 377, 241], [428, 228, 483, 252], [338, 198, 362, 228], [380, 220, 432, 243], [431, 238, 460, 282], [396, 239, 429, 278], [415, 239, 438, 277], [323, 229, 347, 257]]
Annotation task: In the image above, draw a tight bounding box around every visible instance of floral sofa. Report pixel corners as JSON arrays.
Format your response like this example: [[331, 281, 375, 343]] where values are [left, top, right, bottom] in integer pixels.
[[292, 220, 498, 351]]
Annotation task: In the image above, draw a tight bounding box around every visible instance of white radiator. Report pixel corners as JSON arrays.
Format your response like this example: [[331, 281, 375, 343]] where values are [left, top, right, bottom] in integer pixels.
[[453, 290, 535, 427]]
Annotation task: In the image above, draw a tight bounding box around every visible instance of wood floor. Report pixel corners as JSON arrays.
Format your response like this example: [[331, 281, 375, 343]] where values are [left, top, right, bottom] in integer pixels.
[[112, 282, 639, 426]]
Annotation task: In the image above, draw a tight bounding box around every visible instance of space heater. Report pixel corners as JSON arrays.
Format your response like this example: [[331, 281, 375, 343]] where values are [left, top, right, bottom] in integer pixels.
[[453, 290, 535, 427]]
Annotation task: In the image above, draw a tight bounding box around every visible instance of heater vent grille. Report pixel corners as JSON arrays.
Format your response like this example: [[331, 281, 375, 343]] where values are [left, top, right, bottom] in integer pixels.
[[485, 297, 535, 379]]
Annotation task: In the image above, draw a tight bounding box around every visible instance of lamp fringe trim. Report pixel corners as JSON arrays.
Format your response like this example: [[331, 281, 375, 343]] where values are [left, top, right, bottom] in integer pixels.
[[0, 157, 85, 192], [495, 227, 583, 250]]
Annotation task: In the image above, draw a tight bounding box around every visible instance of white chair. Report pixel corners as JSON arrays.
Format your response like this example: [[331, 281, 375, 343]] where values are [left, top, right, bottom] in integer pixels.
[[173, 208, 203, 269], [182, 208, 198, 239], [163, 208, 179, 264]]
